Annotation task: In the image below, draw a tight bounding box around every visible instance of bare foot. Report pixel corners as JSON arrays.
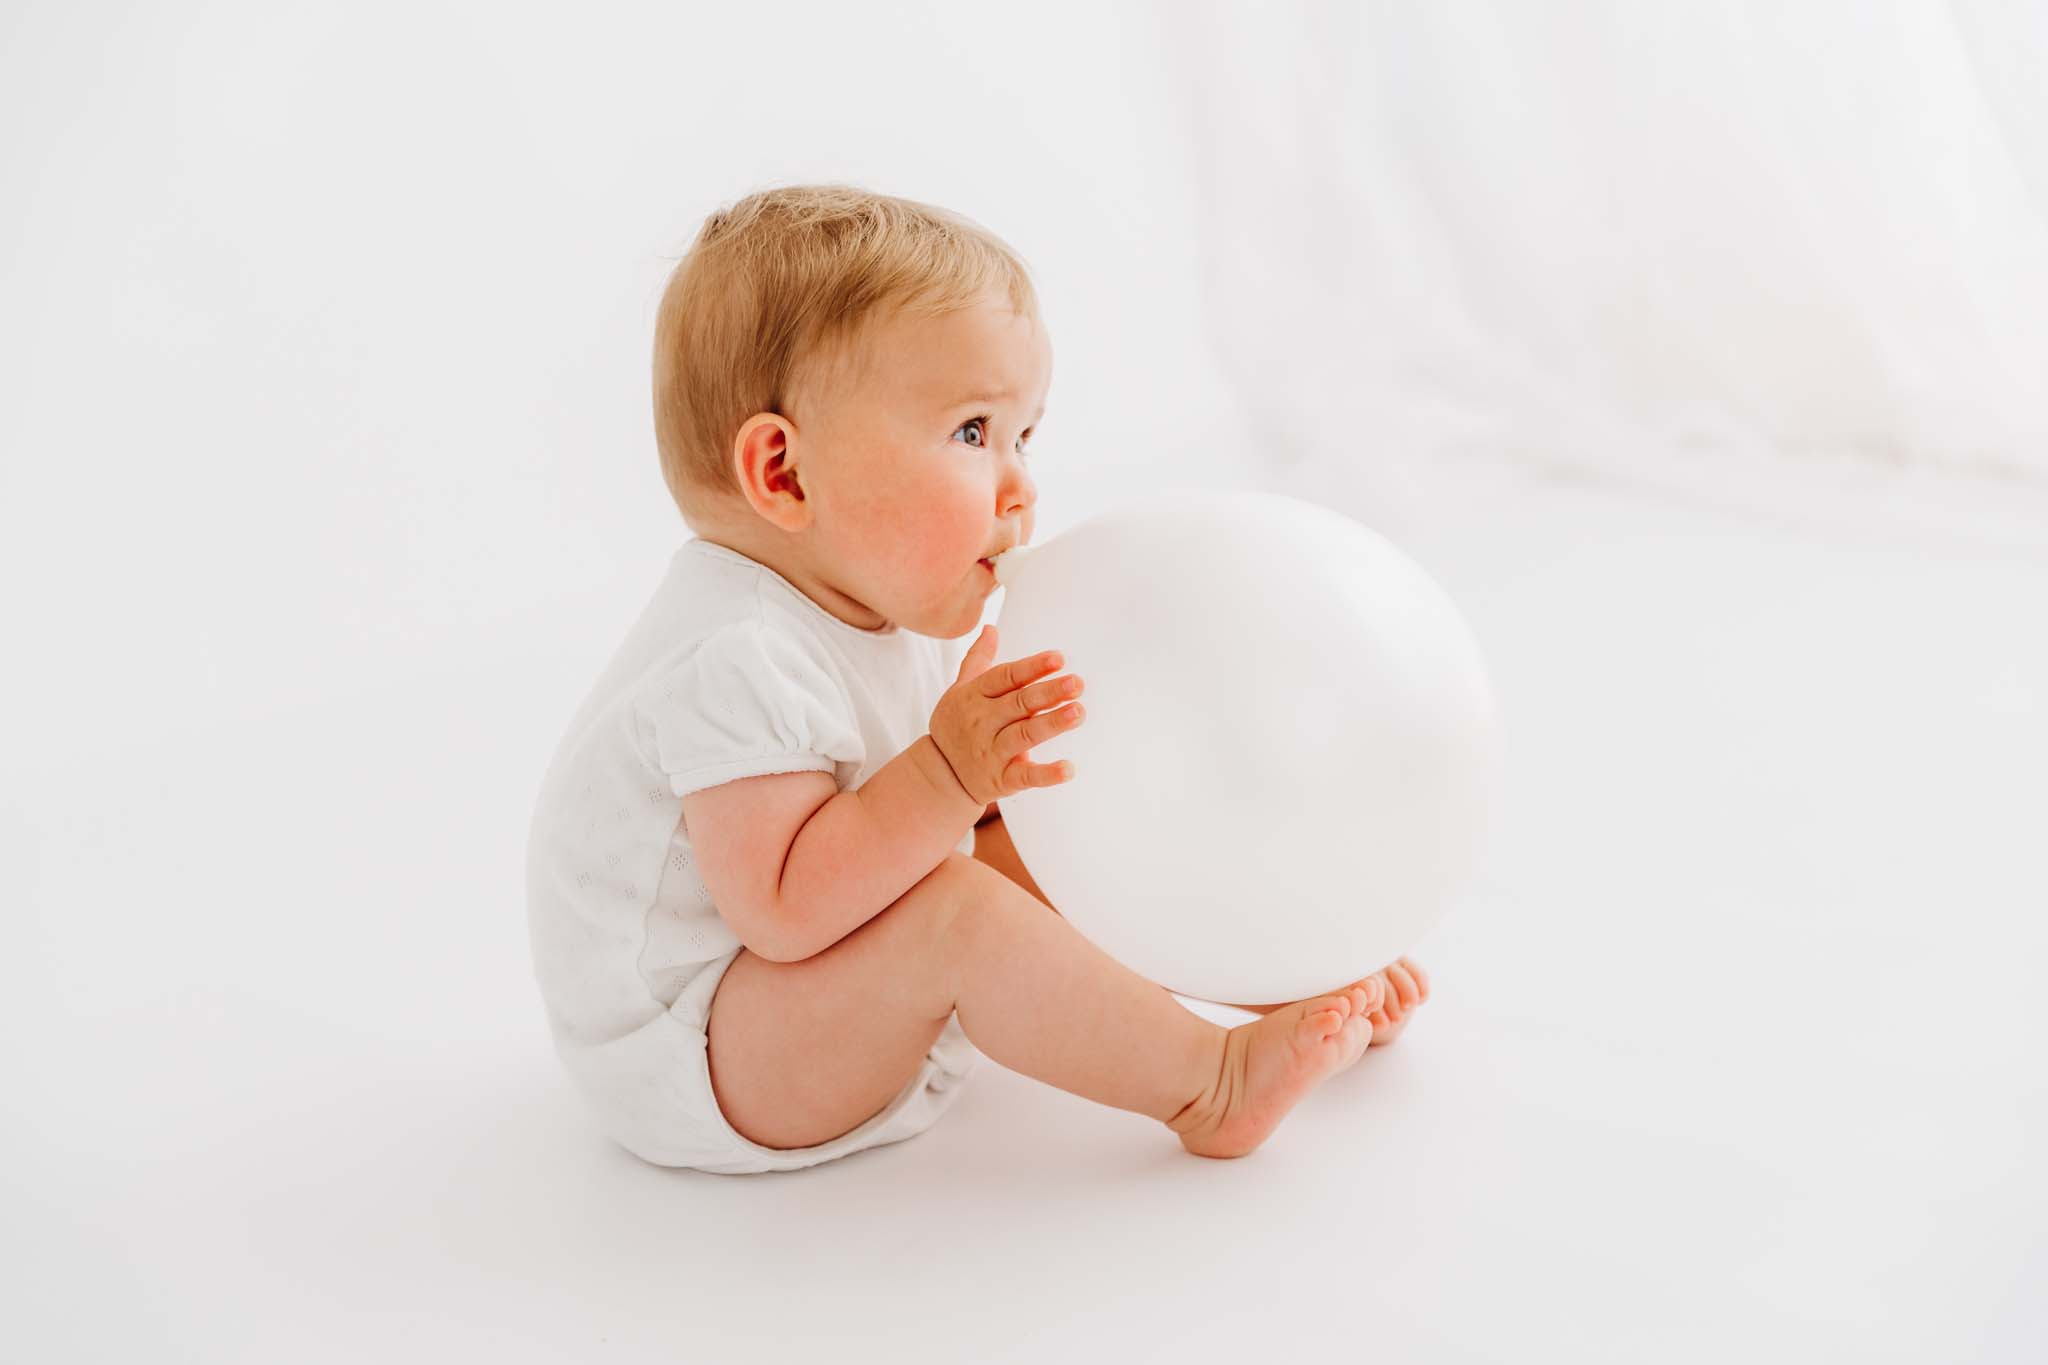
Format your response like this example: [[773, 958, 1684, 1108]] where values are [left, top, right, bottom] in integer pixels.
[[1364, 956, 1430, 1047], [1229, 956, 1432, 1048], [1169, 978, 1383, 1159]]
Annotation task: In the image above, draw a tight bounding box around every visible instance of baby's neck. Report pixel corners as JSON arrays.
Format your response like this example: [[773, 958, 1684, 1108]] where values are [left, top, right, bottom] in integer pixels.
[[691, 512, 891, 633]]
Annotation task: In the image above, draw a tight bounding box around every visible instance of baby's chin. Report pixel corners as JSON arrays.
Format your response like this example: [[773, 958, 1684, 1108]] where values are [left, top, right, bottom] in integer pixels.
[[935, 583, 1001, 640], [854, 558, 1002, 637]]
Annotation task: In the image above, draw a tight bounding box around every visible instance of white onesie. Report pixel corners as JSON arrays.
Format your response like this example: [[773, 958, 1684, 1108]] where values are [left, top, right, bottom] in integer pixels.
[[525, 537, 983, 1173]]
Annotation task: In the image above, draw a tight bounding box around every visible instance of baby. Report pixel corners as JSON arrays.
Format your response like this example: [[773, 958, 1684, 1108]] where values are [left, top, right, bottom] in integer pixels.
[[525, 184, 1429, 1175]]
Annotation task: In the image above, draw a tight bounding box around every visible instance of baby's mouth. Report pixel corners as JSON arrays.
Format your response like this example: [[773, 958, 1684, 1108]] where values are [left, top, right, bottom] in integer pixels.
[[981, 547, 1025, 585]]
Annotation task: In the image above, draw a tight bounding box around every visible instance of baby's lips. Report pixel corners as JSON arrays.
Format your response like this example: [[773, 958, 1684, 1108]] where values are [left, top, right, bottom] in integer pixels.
[[988, 544, 1034, 587]]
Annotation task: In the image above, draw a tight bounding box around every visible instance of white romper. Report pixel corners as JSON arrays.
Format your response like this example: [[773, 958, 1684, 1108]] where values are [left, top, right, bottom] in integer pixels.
[[525, 538, 983, 1173]]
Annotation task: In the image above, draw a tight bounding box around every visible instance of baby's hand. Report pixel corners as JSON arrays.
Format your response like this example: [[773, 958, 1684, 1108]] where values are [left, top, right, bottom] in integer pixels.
[[929, 624, 1087, 806]]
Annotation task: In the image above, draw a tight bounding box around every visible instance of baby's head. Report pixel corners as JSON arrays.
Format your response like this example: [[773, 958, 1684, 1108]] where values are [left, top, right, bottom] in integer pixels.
[[654, 184, 1051, 639]]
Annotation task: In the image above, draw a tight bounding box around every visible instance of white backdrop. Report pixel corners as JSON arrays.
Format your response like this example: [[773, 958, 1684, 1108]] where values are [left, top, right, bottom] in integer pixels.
[[1180, 2, 2048, 489], [5, 4, 2045, 1361], [5, 0, 2045, 761]]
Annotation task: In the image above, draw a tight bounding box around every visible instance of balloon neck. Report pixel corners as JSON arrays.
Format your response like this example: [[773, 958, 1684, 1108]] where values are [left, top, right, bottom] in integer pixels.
[[991, 544, 1033, 587]]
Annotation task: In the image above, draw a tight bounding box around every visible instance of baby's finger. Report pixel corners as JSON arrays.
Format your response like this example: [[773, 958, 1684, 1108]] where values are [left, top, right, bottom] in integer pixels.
[[1401, 957, 1430, 1001], [1009, 671, 1084, 718], [1378, 973, 1405, 1021], [977, 648, 1066, 699], [997, 702, 1085, 758], [1003, 756, 1075, 792], [954, 625, 998, 683]]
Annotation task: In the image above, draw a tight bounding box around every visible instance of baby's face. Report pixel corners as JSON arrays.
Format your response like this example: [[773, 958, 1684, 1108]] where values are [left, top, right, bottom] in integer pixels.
[[791, 288, 1051, 638]]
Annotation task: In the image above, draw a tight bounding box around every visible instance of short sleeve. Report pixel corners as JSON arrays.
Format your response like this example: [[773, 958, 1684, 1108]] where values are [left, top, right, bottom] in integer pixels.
[[641, 622, 866, 799]]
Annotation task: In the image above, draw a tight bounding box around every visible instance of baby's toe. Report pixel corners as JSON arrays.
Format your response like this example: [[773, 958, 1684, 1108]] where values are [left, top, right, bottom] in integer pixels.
[[1385, 965, 1416, 1009], [1370, 1006, 1410, 1046], [1299, 996, 1351, 1044]]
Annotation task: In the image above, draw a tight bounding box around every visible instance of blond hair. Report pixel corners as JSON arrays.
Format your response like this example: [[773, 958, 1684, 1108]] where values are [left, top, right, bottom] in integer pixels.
[[652, 184, 1039, 526]]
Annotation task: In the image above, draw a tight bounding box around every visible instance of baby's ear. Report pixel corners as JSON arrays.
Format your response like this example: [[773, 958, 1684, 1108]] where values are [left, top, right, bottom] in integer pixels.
[[732, 413, 810, 530]]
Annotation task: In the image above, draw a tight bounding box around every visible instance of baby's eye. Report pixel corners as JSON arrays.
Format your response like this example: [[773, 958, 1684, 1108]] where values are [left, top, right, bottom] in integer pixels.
[[954, 415, 1033, 458]]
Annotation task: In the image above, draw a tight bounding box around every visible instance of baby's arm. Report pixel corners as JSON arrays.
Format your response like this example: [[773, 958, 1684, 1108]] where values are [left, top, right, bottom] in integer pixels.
[[784, 734, 987, 954], [690, 627, 1082, 965], [690, 735, 982, 964]]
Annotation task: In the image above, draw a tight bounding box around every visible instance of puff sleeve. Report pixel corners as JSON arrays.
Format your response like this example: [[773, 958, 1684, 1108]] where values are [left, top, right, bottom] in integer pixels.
[[641, 621, 866, 799]]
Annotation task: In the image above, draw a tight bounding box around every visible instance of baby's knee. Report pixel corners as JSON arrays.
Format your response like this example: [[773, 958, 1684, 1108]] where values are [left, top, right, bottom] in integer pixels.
[[888, 851, 1003, 945], [880, 849, 974, 925]]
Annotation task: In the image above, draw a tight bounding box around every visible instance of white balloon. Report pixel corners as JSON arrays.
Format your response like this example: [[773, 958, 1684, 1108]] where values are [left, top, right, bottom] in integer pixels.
[[989, 490, 1502, 1006]]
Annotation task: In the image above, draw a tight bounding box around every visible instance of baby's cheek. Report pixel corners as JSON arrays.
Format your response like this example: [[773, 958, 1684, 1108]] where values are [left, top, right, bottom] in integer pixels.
[[897, 512, 982, 577], [840, 491, 954, 574]]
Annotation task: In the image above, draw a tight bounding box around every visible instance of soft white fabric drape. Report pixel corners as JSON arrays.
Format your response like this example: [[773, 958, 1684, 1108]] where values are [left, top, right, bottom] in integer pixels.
[[1167, 1, 2048, 512]]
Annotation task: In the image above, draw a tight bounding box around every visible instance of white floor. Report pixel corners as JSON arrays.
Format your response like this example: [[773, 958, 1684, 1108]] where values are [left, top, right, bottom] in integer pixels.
[[6, 461, 2044, 1363]]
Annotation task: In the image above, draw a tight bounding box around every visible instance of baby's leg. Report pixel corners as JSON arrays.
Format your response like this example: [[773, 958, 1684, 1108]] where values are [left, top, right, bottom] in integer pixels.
[[706, 852, 1383, 1158]]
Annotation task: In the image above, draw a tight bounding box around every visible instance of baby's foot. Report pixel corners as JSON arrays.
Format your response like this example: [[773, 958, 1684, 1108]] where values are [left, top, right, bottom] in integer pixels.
[[1228, 956, 1432, 1047], [1169, 978, 1383, 1159], [1363, 956, 1430, 1047]]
